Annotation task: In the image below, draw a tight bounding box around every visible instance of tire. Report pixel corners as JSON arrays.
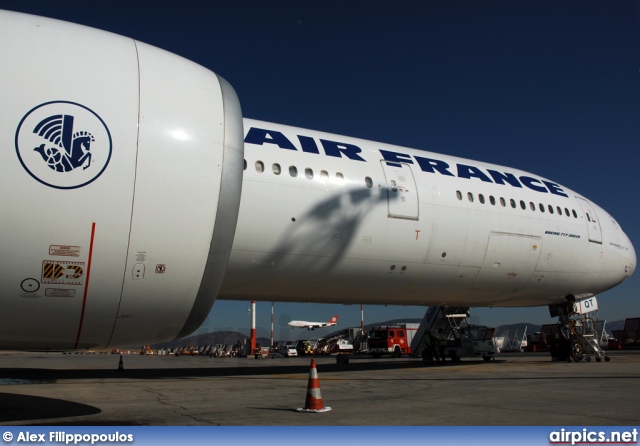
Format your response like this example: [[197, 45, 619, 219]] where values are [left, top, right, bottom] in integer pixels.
[[392, 347, 401, 358]]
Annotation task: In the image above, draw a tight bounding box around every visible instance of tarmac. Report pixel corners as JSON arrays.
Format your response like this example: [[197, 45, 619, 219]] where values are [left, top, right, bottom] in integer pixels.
[[0, 350, 638, 426]]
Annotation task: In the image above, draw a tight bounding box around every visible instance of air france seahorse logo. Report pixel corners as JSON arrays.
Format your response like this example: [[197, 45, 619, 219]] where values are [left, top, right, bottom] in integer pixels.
[[16, 101, 112, 189]]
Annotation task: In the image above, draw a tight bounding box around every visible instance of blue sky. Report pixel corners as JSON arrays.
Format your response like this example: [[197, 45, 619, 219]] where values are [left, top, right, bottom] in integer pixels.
[[4, 1, 639, 339]]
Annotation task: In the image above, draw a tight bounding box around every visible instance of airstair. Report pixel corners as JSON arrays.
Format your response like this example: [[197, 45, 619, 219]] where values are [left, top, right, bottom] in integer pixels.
[[410, 307, 467, 356], [410, 306, 498, 362], [565, 312, 610, 362], [314, 329, 354, 354], [501, 327, 528, 352]]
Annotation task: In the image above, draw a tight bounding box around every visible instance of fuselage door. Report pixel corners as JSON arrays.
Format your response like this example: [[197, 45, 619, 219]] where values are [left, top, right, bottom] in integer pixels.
[[380, 161, 419, 220], [576, 197, 602, 244]]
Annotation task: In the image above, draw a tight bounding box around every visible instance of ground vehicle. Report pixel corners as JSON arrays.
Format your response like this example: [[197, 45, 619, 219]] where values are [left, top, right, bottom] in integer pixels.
[[369, 324, 419, 358], [254, 347, 270, 359], [278, 345, 298, 357], [448, 325, 498, 362], [296, 340, 316, 356]]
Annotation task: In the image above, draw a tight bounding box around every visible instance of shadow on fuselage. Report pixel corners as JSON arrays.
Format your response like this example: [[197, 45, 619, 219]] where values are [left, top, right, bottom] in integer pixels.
[[262, 185, 390, 272]]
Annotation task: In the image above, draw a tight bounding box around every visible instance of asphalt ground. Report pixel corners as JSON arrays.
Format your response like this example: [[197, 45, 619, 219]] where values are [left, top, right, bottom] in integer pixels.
[[0, 351, 638, 426]]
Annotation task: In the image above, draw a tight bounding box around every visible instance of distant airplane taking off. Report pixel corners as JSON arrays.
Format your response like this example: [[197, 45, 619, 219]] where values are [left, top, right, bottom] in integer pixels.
[[288, 315, 339, 330]]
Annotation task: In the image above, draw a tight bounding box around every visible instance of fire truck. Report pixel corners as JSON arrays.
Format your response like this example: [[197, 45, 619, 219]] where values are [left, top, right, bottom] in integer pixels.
[[369, 324, 419, 358]]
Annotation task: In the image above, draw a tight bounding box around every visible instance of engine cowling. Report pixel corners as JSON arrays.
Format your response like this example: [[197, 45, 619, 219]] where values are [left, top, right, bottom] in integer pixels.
[[0, 10, 244, 349]]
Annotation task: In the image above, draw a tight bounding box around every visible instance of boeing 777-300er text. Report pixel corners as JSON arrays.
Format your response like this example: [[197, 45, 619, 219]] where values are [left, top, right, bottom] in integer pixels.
[[0, 11, 635, 350], [288, 316, 339, 330]]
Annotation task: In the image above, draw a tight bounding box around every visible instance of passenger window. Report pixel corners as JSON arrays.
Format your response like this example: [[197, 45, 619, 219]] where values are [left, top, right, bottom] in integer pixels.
[[548, 205, 554, 214], [520, 200, 526, 210], [500, 197, 506, 207], [530, 202, 535, 211], [490, 196, 496, 205], [572, 209, 578, 218], [305, 168, 314, 180], [510, 199, 516, 208], [479, 194, 485, 204], [456, 191, 463, 200], [365, 177, 373, 188], [255, 161, 264, 173], [320, 170, 329, 181], [272, 163, 281, 175], [243, 159, 247, 170], [564, 208, 570, 217], [467, 192, 474, 202], [336, 172, 344, 182], [539, 203, 545, 213], [556, 206, 562, 215], [289, 166, 298, 177]]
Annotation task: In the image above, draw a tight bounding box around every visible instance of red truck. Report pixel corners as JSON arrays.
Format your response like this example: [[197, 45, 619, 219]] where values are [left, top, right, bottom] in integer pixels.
[[369, 324, 419, 358]]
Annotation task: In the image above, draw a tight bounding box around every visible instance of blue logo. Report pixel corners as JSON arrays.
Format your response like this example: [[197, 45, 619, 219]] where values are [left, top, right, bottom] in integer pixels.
[[16, 101, 112, 189]]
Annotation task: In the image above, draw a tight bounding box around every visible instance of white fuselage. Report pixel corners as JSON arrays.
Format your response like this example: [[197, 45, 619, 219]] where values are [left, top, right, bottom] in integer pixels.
[[219, 119, 636, 308]]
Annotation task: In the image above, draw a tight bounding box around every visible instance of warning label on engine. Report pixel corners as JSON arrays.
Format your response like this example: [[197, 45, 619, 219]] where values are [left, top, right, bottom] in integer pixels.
[[49, 245, 81, 257], [45, 288, 77, 298], [42, 261, 85, 285]]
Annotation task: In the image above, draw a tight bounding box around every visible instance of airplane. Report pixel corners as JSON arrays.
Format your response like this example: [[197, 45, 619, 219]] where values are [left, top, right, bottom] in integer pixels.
[[288, 315, 339, 330], [0, 10, 636, 351]]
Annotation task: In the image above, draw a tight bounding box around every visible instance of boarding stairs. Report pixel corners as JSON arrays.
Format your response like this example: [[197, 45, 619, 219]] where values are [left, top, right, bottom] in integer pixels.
[[501, 327, 528, 352], [410, 306, 470, 357], [315, 329, 352, 354]]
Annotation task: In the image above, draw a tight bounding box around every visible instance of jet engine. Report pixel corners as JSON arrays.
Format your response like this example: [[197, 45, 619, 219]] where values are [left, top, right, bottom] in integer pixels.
[[0, 10, 244, 349]]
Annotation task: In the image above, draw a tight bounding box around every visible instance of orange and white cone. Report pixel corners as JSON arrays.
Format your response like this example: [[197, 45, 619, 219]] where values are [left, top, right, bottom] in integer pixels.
[[297, 358, 331, 412]]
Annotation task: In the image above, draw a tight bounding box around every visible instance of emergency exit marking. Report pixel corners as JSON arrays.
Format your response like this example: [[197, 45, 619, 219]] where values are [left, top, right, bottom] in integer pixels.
[[155, 264, 166, 274]]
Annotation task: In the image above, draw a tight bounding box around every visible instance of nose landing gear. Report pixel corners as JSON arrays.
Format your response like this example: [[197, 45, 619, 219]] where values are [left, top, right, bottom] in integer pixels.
[[549, 297, 610, 363]]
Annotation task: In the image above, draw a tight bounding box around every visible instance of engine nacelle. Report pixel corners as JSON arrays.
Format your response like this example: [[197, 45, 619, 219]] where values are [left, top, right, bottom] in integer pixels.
[[0, 10, 244, 349]]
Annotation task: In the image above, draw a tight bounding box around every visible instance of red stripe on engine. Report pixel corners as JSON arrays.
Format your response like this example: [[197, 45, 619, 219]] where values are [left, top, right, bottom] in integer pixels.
[[74, 222, 96, 349]]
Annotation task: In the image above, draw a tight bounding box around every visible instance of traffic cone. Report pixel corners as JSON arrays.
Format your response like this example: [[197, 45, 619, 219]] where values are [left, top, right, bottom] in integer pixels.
[[117, 354, 124, 372], [296, 359, 331, 412]]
